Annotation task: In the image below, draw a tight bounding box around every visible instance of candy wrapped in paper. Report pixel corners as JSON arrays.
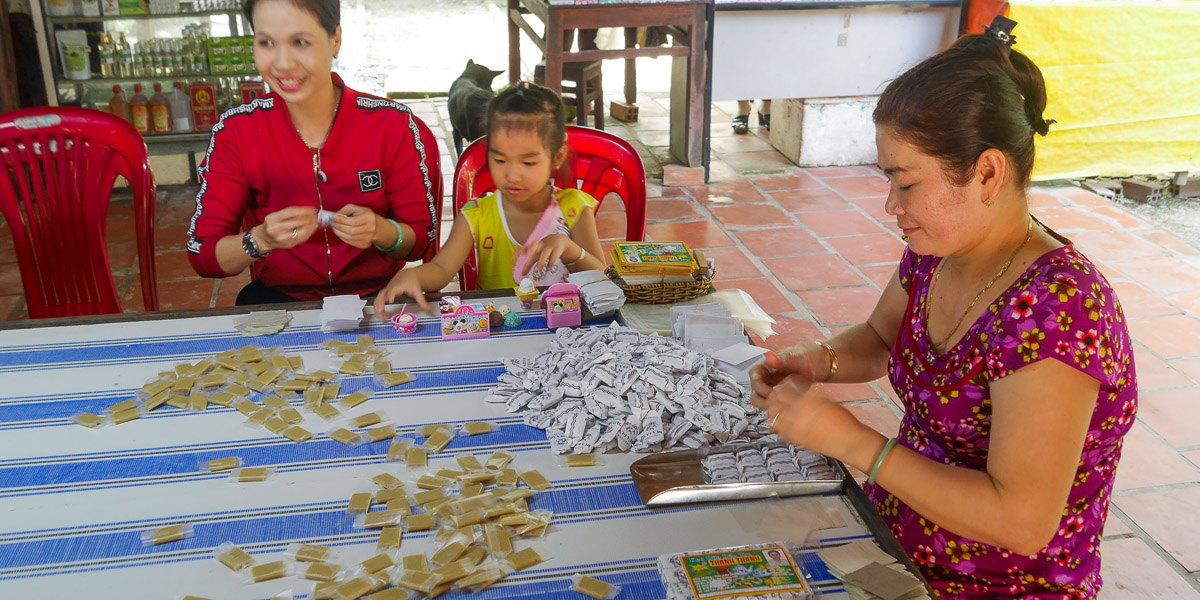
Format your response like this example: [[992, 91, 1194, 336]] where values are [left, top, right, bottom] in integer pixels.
[[483, 323, 769, 454]]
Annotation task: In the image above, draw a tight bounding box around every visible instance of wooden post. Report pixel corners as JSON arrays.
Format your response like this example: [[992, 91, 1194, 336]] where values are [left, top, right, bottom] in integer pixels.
[[508, 0, 521, 84], [0, 0, 20, 112]]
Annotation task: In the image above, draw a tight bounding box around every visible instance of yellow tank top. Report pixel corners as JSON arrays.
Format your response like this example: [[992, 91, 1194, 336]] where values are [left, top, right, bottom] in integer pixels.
[[460, 188, 598, 290]]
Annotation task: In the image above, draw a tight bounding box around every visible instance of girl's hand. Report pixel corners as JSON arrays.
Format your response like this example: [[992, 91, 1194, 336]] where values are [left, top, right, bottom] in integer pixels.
[[763, 375, 865, 459], [258, 206, 319, 251], [517, 234, 578, 276], [331, 204, 381, 249], [373, 269, 430, 320], [750, 344, 819, 408]]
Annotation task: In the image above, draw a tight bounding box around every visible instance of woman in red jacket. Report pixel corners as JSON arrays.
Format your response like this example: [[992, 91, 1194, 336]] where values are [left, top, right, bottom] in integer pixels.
[[187, 0, 439, 304]]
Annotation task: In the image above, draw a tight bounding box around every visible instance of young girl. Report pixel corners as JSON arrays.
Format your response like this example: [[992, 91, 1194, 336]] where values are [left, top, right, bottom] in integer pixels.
[[374, 82, 605, 316]]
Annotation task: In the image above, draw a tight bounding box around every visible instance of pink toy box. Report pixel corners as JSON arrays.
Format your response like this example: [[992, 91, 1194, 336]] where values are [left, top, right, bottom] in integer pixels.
[[441, 302, 491, 340], [542, 283, 582, 330]]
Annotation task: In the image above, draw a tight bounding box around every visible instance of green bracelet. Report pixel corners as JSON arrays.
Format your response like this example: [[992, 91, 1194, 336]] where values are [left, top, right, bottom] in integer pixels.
[[374, 218, 405, 253], [867, 438, 898, 486]]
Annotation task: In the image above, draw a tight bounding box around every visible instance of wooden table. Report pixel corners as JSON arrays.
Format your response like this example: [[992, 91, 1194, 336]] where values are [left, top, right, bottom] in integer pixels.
[[508, 0, 710, 169], [0, 296, 928, 599]]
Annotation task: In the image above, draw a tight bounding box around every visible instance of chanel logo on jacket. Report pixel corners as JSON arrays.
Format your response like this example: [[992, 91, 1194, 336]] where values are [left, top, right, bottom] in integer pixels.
[[358, 169, 383, 193]]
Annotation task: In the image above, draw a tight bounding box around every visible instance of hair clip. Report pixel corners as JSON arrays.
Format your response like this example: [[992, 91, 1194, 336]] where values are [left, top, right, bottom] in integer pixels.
[[984, 16, 1018, 54]]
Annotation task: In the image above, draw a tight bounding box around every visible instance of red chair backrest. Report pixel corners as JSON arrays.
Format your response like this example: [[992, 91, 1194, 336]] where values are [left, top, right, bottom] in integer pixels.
[[0, 107, 158, 318], [451, 125, 646, 291]]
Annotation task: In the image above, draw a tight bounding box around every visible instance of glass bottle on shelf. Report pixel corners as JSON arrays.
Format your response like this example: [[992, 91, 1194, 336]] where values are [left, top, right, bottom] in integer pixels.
[[143, 40, 156, 76], [117, 34, 133, 78], [133, 43, 145, 77], [97, 33, 116, 78], [173, 39, 185, 75], [196, 29, 210, 74], [156, 40, 170, 76]]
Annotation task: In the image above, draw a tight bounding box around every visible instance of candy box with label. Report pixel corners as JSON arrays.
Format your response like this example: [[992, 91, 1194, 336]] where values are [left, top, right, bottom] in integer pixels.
[[542, 283, 581, 329], [440, 301, 491, 340]]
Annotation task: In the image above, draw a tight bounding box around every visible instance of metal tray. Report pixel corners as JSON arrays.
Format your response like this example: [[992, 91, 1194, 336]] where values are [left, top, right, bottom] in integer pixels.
[[629, 444, 847, 507]]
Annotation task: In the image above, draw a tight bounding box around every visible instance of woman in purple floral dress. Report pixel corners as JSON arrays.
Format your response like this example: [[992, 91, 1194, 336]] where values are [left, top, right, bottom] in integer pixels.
[[751, 24, 1136, 600]]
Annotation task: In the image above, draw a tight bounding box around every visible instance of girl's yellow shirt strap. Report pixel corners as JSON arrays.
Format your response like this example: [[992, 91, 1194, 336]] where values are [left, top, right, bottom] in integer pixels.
[[555, 189, 599, 229]]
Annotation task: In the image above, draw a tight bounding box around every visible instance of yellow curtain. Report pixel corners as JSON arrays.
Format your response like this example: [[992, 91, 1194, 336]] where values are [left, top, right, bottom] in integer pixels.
[[1008, 2, 1200, 180]]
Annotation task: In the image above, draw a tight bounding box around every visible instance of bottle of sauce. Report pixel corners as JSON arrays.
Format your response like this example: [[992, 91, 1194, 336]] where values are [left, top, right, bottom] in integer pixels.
[[108, 84, 133, 125], [130, 83, 151, 135], [150, 82, 173, 135]]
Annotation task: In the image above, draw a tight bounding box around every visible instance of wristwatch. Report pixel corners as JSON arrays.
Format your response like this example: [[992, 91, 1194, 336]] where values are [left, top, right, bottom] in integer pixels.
[[242, 230, 271, 259]]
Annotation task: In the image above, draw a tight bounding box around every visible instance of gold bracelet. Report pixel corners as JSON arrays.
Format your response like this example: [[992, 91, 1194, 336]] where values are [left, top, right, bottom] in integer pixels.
[[815, 341, 838, 382]]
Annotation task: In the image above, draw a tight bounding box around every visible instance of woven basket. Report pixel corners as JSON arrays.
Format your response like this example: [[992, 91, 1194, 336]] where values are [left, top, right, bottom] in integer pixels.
[[604, 265, 716, 304]]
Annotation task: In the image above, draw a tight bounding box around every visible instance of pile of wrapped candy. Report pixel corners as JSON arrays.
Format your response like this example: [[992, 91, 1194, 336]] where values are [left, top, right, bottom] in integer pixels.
[[483, 323, 770, 455]]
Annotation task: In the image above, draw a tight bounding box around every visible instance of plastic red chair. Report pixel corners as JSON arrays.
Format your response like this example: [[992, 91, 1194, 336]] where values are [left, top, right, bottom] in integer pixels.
[[451, 125, 646, 290], [0, 107, 158, 318]]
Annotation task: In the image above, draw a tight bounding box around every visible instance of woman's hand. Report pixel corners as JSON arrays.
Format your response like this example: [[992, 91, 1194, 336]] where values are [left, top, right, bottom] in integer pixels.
[[331, 204, 382, 249], [763, 375, 867, 460], [373, 269, 430, 320], [517, 234, 578, 276], [750, 344, 819, 408], [258, 206, 319, 251]]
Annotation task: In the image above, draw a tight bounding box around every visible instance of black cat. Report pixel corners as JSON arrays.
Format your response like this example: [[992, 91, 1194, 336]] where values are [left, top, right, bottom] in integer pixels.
[[448, 60, 505, 157]]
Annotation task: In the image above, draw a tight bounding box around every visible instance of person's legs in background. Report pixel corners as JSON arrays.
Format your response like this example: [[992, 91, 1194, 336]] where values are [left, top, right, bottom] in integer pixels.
[[733, 100, 770, 134], [235, 280, 301, 306], [733, 100, 752, 134]]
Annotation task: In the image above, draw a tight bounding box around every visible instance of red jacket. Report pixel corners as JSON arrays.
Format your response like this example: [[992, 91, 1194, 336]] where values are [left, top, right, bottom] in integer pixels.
[[187, 75, 439, 301]]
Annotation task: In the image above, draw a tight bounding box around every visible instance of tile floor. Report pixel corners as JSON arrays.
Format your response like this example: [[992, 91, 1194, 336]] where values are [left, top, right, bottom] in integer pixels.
[[2, 95, 1199, 597]]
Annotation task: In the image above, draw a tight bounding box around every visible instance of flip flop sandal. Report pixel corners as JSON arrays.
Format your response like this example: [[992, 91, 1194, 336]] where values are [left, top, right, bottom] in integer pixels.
[[731, 114, 750, 134], [758, 112, 771, 132]]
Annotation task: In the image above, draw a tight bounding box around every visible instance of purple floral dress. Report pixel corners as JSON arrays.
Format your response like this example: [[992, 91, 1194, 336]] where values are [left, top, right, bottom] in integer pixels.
[[863, 233, 1137, 599]]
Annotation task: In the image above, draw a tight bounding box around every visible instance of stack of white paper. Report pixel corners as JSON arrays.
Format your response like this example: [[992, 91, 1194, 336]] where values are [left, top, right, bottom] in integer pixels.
[[567, 270, 625, 315], [320, 295, 366, 332], [671, 304, 767, 384], [709, 342, 770, 385]]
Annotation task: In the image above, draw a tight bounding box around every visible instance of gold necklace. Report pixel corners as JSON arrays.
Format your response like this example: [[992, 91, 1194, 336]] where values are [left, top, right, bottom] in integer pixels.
[[927, 217, 1034, 351]]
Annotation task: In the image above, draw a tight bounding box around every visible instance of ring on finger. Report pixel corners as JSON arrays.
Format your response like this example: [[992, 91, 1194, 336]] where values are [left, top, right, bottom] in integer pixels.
[[769, 412, 781, 430], [290, 229, 298, 239]]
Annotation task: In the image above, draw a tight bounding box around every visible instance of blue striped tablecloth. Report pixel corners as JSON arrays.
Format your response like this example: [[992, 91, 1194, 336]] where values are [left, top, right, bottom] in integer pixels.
[[0, 302, 879, 599]]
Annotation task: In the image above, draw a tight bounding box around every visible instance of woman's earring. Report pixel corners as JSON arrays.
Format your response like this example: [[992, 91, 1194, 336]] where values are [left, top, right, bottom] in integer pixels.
[[983, 198, 995, 207]]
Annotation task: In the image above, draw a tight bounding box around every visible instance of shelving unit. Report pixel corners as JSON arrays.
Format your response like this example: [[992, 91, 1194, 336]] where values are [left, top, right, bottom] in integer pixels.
[[45, 8, 244, 24], [35, 2, 259, 158]]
